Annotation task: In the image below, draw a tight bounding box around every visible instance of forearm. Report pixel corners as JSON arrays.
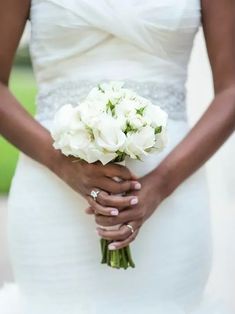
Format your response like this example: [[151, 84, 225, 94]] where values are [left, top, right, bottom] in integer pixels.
[[0, 82, 60, 171], [154, 85, 235, 198]]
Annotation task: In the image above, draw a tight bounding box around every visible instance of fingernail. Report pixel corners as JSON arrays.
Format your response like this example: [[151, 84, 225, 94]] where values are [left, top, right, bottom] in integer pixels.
[[130, 197, 138, 205], [111, 209, 119, 216], [108, 244, 116, 250], [134, 182, 141, 190]]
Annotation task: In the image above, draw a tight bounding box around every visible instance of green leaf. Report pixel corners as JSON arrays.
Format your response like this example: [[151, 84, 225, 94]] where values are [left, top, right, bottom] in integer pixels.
[[125, 121, 138, 134], [98, 84, 105, 93], [136, 106, 146, 116], [155, 126, 162, 134], [106, 100, 115, 116]]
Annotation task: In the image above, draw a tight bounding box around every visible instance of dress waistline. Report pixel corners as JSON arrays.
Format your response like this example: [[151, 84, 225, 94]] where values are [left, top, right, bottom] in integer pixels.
[[35, 80, 187, 122]]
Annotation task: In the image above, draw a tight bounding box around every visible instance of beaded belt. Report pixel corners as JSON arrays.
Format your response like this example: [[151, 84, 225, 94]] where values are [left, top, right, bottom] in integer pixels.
[[36, 80, 187, 121]]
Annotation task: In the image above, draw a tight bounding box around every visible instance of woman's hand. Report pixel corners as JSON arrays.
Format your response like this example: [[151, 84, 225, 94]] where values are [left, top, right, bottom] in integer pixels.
[[53, 153, 142, 215], [87, 171, 167, 250]]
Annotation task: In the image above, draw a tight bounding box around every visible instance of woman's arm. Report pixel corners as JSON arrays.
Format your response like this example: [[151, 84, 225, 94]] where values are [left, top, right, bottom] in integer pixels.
[[155, 0, 235, 197], [94, 0, 235, 249], [0, 0, 141, 213]]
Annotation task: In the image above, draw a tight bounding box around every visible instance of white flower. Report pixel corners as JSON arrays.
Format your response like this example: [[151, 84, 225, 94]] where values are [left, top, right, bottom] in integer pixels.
[[68, 123, 92, 151], [144, 104, 168, 128], [87, 82, 124, 107], [124, 126, 155, 159], [93, 117, 126, 153], [53, 133, 74, 156], [154, 127, 168, 151], [50, 104, 75, 140], [121, 88, 137, 100], [115, 99, 143, 117], [78, 99, 107, 128], [86, 87, 110, 103], [87, 144, 118, 165], [51, 81, 168, 165], [98, 81, 125, 93]]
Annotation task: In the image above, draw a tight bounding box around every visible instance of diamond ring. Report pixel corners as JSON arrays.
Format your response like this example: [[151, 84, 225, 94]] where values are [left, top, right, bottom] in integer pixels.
[[90, 189, 101, 202]]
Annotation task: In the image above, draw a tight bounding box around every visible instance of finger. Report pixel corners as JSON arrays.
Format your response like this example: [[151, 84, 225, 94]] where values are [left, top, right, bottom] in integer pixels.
[[108, 228, 139, 250], [85, 206, 94, 215], [97, 191, 138, 209], [104, 163, 138, 181], [104, 178, 141, 194], [87, 196, 119, 216], [90, 175, 141, 195], [95, 207, 141, 227], [96, 221, 139, 241]]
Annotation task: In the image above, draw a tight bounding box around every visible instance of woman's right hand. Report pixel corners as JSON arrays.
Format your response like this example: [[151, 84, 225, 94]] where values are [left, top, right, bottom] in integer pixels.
[[52, 152, 141, 216]]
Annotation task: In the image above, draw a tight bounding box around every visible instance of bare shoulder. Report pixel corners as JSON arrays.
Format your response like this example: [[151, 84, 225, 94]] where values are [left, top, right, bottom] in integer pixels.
[[0, 0, 31, 85]]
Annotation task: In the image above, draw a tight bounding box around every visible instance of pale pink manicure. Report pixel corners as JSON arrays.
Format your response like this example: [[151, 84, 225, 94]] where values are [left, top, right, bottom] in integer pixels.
[[134, 182, 141, 190], [111, 209, 119, 216], [108, 244, 116, 250], [130, 197, 138, 205]]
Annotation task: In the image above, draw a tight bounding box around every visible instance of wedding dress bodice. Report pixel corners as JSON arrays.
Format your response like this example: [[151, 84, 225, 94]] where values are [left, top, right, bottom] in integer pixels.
[[29, 0, 201, 122]]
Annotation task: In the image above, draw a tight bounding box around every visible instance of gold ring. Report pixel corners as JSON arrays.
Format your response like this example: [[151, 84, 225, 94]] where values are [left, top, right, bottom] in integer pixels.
[[126, 224, 134, 234]]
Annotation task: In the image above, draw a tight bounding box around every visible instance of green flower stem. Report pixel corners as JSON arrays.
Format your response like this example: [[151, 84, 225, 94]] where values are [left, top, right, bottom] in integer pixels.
[[100, 238, 135, 269]]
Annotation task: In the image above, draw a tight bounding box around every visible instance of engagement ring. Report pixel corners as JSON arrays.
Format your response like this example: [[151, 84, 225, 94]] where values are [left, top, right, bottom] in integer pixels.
[[90, 189, 100, 202]]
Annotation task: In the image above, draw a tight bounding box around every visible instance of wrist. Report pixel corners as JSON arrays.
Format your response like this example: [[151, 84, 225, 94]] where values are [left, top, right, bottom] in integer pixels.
[[150, 161, 175, 202], [41, 135, 65, 176]]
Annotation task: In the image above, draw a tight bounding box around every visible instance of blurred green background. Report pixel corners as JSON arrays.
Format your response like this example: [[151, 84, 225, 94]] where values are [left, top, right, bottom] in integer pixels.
[[0, 45, 37, 194]]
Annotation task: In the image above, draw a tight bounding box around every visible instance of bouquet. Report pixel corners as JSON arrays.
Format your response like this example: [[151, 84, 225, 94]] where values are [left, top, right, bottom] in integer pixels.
[[51, 81, 168, 269]]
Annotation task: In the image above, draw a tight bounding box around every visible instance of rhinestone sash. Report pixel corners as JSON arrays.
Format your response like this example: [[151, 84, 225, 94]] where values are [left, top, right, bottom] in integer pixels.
[[36, 80, 187, 121]]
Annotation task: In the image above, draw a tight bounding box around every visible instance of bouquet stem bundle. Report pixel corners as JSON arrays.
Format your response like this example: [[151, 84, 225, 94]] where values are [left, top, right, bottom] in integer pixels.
[[100, 238, 135, 269]]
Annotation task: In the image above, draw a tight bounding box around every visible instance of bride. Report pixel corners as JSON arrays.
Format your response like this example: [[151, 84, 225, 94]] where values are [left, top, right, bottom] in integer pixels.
[[0, 0, 235, 313]]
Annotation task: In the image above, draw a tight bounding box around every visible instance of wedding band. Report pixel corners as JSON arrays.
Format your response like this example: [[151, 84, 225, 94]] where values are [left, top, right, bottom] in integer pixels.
[[126, 224, 134, 234], [90, 189, 100, 202]]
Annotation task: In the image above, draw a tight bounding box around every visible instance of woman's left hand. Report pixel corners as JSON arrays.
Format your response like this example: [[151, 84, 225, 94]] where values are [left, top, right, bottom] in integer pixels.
[[85, 171, 167, 250]]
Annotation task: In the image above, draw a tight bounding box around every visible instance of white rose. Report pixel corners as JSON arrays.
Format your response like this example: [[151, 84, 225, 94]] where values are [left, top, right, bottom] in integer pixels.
[[154, 127, 168, 151], [126, 112, 148, 130], [115, 99, 143, 118], [87, 144, 118, 165], [144, 104, 168, 128], [121, 88, 137, 100], [99, 81, 124, 93], [50, 104, 75, 140], [94, 117, 126, 153], [78, 99, 107, 127], [86, 87, 110, 104], [124, 126, 155, 159], [53, 133, 74, 156], [68, 121, 92, 152]]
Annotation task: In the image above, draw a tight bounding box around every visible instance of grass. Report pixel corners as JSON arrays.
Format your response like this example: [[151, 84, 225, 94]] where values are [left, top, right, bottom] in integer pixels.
[[0, 67, 37, 194]]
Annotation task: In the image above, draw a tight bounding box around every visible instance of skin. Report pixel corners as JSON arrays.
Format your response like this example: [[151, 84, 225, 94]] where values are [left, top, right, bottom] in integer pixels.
[[0, 0, 142, 217], [1, 1, 235, 250], [91, 0, 235, 249]]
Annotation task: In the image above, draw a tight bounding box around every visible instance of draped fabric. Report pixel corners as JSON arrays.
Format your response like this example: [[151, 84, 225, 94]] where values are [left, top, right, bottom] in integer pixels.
[[29, 0, 201, 88]]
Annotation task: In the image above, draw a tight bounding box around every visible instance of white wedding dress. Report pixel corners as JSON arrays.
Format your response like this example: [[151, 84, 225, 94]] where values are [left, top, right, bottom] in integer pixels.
[[0, 0, 233, 313]]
